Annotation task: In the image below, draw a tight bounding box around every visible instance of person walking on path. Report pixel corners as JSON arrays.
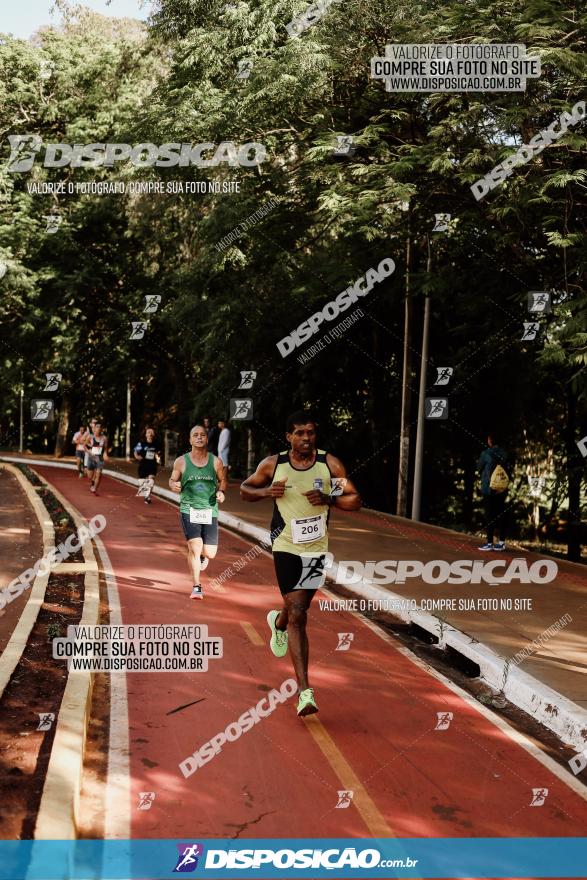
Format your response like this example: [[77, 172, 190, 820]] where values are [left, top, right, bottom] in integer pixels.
[[217, 419, 231, 469], [477, 432, 510, 551], [72, 424, 88, 477]]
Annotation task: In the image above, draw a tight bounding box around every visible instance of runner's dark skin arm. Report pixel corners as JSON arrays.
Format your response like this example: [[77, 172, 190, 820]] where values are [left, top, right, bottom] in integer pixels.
[[303, 454, 361, 511], [240, 455, 286, 501]]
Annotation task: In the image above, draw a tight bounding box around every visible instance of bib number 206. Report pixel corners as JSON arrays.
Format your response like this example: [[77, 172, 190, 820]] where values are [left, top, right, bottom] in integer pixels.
[[291, 514, 325, 544]]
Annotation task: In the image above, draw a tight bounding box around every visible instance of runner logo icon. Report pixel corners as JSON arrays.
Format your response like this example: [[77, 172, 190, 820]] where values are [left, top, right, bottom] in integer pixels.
[[528, 291, 551, 314], [432, 212, 451, 232], [31, 399, 54, 421], [174, 843, 204, 872], [37, 712, 55, 731], [425, 398, 448, 419], [530, 788, 548, 806], [230, 398, 253, 420], [522, 322, 539, 341], [43, 373, 62, 391], [336, 632, 354, 651], [434, 367, 453, 386], [144, 294, 161, 313], [335, 790, 354, 808], [297, 553, 332, 590], [238, 370, 256, 389], [6, 134, 43, 172], [435, 711, 453, 730], [130, 321, 148, 340], [137, 791, 156, 810]]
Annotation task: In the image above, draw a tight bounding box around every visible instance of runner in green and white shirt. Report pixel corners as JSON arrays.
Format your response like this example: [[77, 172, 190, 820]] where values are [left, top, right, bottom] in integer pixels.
[[169, 424, 227, 600]]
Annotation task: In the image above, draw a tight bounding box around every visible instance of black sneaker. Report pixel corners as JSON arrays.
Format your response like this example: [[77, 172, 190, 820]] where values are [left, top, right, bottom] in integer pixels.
[[189, 585, 203, 600]]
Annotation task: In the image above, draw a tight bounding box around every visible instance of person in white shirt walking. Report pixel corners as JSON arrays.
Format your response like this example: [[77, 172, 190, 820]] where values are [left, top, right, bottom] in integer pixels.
[[217, 419, 231, 469], [72, 424, 88, 477]]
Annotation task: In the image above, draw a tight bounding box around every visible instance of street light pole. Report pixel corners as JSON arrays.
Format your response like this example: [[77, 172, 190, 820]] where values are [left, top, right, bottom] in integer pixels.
[[19, 368, 24, 453], [411, 234, 432, 521], [397, 204, 413, 517], [125, 379, 131, 461]]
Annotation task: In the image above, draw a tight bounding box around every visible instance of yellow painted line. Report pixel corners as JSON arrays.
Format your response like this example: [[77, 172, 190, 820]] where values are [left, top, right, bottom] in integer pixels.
[[33, 471, 100, 840], [240, 621, 264, 646], [303, 715, 393, 838]]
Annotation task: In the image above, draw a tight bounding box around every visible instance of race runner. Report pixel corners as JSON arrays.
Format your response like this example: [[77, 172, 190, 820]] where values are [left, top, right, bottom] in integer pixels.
[[72, 423, 88, 477], [240, 411, 361, 716], [134, 426, 162, 504], [169, 424, 227, 600], [84, 420, 108, 495]]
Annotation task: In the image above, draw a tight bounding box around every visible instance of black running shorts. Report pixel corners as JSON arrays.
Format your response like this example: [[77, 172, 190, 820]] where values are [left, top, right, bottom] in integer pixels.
[[180, 513, 219, 544], [273, 550, 329, 595]]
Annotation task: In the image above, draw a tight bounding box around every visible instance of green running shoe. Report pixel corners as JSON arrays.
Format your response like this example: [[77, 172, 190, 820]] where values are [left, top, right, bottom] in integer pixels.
[[267, 610, 288, 658], [297, 687, 318, 716]]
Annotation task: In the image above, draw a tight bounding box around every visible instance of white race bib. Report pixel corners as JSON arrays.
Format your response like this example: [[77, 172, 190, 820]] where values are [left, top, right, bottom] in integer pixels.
[[91, 446, 102, 456], [291, 514, 325, 544], [145, 450, 155, 460], [189, 507, 213, 524]]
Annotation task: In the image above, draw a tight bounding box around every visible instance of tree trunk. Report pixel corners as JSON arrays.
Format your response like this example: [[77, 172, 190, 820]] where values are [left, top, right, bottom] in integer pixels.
[[566, 386, 582, 561], [463, 456, 475, 530], [246, 428, 256, 476], [54, 394, 71, 458]]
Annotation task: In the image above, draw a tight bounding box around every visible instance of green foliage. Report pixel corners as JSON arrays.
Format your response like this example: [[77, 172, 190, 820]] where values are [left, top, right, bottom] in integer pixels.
[[0, 0, 585, 552]]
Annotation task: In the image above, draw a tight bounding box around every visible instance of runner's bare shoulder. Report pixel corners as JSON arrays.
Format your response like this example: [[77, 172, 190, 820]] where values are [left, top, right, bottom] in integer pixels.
[[252, 454, 279, 481], [173, 455, 186, 473]]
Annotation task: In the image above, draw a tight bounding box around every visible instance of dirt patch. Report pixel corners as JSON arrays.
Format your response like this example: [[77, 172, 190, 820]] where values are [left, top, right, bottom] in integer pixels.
[[0, 467, 90, 840], [0, 573, 84, 839], [0, 468, 43, 653]]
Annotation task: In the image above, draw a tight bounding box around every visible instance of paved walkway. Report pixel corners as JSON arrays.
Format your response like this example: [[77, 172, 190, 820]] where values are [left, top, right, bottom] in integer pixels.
[[33, 466, 587, 841], [4, 454, 586, 714]]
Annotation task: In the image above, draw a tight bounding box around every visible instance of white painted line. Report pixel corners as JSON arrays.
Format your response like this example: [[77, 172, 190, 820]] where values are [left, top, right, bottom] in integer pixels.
[[95, 533, 131, 842], [0, 464, 54, 700], [338, 593, 587, 801], [4, 456, 586, 752]]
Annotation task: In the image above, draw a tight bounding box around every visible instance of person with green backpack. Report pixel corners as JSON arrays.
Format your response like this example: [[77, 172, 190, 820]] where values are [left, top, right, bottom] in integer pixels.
[[477, 433, 510, 551]]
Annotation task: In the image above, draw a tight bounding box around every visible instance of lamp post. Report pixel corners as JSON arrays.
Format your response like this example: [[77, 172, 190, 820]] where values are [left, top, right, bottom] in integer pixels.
[[411, 234, 432, 521], [397, 202, 413, 516]]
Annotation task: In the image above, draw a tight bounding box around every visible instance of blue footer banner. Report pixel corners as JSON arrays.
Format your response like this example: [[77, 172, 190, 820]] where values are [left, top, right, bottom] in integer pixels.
[[1, 838, 586, 879]]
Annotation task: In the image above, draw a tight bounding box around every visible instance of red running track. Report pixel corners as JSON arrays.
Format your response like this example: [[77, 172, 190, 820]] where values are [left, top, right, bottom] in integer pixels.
[[36, 467, 587, 843]]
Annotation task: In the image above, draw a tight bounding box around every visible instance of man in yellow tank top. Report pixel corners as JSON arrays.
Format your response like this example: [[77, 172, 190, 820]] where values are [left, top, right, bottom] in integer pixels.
[[241, 411, 361, 716]]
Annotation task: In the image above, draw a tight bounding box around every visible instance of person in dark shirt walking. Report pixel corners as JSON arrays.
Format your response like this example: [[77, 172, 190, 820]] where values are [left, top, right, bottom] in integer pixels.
[[134, 427, 162, 504], [477, 433, 510, 551]]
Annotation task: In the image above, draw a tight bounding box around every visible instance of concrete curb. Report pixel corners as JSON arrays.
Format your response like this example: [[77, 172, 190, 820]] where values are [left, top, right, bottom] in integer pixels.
[[0, 464, 54, 698], [32, 470, 101, 840], [215, 517, 587, 752], [5, 456, 587, 752]]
